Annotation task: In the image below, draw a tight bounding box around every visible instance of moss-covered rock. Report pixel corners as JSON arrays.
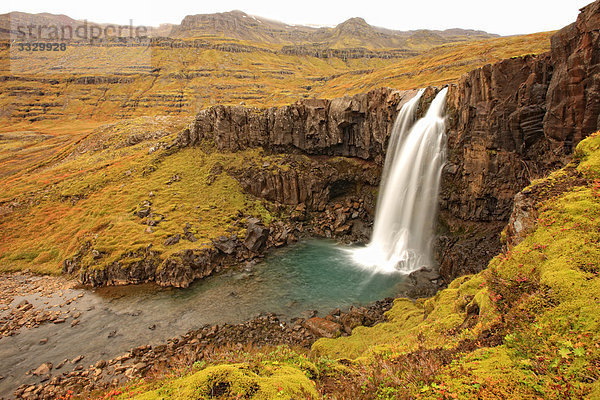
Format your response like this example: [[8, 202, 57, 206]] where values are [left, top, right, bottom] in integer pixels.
[[123, 363, 318, 400]]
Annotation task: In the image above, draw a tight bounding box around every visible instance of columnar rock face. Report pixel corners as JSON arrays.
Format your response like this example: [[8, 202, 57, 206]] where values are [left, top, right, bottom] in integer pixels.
[[544, 0, 600, 148], [443, 54, 555, 222], [442, 0, 600, 225], [178, 88, 421, 164]]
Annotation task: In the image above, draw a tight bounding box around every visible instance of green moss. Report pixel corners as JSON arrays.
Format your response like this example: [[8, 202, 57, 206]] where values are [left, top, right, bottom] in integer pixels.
[[575, 131, 600, 178], [116, 363, 318, 400]]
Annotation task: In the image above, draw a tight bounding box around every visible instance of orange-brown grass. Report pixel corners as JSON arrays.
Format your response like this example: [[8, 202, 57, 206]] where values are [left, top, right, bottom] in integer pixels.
[[0, 32, 551, 124], [0, 117, 285, 274], [313, 31, 554, 98]]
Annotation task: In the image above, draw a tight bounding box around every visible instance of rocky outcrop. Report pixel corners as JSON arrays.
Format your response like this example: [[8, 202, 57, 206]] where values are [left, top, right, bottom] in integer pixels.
[[544, 1, 600, 148], [278, 46, 416, 60], [231, 154, 380, 211], [443, 54, 555, 222], [435, 0, 600, 280], [68, 245, 231, 288], [178, 88, 422, 164], [503, 190, 538, 249]]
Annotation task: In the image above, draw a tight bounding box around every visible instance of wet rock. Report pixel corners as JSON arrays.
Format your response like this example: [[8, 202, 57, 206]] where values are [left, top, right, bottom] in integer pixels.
[[71, 355, 84, 364], [213, 236, 237, 254], [397, 266, 444, 299], [33, 362, 52, 376], [339, 308, 366, 334]]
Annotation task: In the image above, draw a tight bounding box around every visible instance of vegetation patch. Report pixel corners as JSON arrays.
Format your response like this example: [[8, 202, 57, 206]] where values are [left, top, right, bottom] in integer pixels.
[[95, 133, 600, 399], [0, 118, 282, 274]]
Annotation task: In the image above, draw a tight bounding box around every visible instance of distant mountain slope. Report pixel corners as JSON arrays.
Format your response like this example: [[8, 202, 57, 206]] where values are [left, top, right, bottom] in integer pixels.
[[0, 11, 170, 39], [1, 10, 498, 52], [0, 11, 81, 39], [170, 10, 498, 50]]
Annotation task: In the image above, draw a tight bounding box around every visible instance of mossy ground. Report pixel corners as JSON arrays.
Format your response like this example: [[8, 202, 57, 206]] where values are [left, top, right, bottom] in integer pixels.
[[0, 117, 284, 274], [94, 133, 600, 399]]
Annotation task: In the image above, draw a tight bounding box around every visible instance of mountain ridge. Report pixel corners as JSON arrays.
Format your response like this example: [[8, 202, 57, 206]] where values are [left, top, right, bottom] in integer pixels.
[[0, 10, 499, 51]]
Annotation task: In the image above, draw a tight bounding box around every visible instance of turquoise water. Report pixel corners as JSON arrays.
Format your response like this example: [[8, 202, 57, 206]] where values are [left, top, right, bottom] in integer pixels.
[[0, 240, 406, 396], [242, 239, 405, 313]]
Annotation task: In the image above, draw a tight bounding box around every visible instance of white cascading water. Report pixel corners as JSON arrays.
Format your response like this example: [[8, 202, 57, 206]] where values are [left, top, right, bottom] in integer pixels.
[[351, 87, 448, 274]]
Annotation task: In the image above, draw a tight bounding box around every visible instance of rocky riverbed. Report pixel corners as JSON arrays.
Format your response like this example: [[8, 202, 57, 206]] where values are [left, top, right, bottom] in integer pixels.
[[12, 300, 393, 399], [0, 274, 83, 339]]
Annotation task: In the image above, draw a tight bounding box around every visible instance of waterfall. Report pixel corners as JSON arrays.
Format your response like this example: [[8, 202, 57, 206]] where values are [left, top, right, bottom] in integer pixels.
[[351, 87, 448, 274]]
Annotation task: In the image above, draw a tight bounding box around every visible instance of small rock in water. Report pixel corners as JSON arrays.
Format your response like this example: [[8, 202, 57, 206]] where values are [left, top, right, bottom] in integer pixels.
[[148, 324, 156, 330], [39, 338, 48, 345], [301, 310, 318, 320], [71, 355, 84, 364], [108, 330, 117, 338], [55, 359, 68, 370], [33, 362, 52, 376]]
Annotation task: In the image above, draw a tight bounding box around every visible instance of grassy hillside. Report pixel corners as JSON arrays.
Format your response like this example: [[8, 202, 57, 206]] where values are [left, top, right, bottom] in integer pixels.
[[95, 132, 600, 399], [0, 117, 293, 274], [0, 32, 551, 124], [312, 32, 553, 98]]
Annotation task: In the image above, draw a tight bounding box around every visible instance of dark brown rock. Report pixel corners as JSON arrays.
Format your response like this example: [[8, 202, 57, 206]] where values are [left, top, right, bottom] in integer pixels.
[[243, 219, 269, 252], [178, 88, 421, 162], [164, 234, 181, 246], [544, 1, 600, 148], [213, 236, 237, 254], [303, 317, 342, 338]]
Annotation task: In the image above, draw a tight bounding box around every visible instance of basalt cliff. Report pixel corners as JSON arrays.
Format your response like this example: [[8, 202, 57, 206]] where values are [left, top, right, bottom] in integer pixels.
[[177, 0, 600, 284]]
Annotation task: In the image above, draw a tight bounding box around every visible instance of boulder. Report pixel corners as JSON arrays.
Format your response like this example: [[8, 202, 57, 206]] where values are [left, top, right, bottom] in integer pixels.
[[164, 234, 181, 246], [33, 363, 52, 376], [213, 236, 237, 254], [243, 219, 269, 252], [303, 317, 342, 338]]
